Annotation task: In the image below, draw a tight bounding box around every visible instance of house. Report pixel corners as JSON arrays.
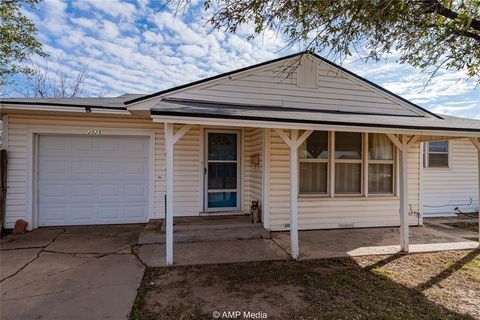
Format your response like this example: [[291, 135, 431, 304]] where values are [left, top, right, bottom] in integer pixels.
[[421, 139, 479, 216], [1, 51, 479, 265]]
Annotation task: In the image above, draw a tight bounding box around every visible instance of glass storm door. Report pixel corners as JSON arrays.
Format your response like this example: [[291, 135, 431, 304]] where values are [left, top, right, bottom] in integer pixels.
[[205, 131, 240, 211]]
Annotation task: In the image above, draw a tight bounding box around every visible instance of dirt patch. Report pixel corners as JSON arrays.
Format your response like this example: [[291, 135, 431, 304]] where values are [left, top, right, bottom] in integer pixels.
[[131, 250, 480, 320]]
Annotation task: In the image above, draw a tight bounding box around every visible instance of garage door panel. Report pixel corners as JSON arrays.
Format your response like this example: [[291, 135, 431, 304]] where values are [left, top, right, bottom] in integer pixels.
[[98, 162, 121, 175], [125, 161, 148, 175], [39, 205, 68, 225], [71, 137, 94, 152], [39, 160, 67, 177], [70, 206, 96, 221], [124, 205, 148, 218], [71, 183, 95, 200], [98, 206, 121, 220], [38, 135, 150, 226]]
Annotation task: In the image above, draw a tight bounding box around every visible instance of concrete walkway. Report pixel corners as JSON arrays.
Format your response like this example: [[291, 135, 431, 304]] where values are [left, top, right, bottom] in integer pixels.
[[1, 225, 146, 320], [271, 225, 479, 260]]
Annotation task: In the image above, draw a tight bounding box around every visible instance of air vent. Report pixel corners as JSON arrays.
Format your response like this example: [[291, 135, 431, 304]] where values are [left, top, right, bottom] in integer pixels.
[[338, 223, 355, 229], [297, 55, 318, 88], [284, 223, 290, 228]]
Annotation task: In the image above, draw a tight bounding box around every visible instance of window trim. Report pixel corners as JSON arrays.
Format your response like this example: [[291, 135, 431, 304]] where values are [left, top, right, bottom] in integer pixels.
[[424, 140, 450, 169], [298, 131, 396, 197], [333, 132, 364, 196], [367, 133, 395, 196], [298, 131, 330, 196]]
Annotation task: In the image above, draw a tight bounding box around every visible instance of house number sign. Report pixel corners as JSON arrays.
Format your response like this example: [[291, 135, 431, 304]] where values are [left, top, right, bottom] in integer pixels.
[[87, 129, 102, 135]]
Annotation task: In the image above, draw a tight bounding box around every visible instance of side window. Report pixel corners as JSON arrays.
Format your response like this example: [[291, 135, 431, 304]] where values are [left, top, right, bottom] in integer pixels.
[[424, 141, 449, 168]]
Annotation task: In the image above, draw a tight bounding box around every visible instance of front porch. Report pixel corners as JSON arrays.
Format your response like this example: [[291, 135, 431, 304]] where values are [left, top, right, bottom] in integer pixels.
[[138, 224, 478, 267], [161, 120, 480, 265]]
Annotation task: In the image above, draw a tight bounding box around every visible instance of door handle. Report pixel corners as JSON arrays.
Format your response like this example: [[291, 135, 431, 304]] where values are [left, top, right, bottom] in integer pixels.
[[204, 167, 207, 175]]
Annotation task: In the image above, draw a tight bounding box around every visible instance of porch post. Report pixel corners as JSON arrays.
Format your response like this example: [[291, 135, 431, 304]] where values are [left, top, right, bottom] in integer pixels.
[[164, 123, 193, 265], [468, 137, 480, 242], [399, 135, 409, 252], [164, 123, 174, 265], [274, 129, 312, 260], [290, 130, 299, 259]]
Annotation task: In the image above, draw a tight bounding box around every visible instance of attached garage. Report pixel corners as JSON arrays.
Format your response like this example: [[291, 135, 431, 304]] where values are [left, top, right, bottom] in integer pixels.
[[37, 135, 151, 226]]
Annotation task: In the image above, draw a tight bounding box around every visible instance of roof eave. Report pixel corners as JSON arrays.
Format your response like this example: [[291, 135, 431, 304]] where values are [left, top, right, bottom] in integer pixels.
[[150, 110, 480, 137]]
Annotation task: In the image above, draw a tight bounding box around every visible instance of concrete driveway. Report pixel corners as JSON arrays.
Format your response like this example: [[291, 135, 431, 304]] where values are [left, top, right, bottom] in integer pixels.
[[1, 225, 145, 320]]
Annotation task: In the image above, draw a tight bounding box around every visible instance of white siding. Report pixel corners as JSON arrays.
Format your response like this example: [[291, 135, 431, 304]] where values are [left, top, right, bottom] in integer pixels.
[[4, 114, 165, 229], [422, 139, 479, 216], [173, 124, 200, 216], [268, 130, 421, 231], [246, 128, 263, 206], [5, 113, 425, 231], [165, 57, 425, 117]]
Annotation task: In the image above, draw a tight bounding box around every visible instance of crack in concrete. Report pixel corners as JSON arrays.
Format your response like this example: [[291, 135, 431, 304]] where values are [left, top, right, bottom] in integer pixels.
[[1, 244, 146, 296], [130, 245, 148, 268], [0, 229, 67, 283], [1, 246, 48, 251]]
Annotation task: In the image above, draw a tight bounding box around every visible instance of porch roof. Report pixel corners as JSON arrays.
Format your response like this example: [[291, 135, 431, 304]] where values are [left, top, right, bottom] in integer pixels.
[[151, 99, 480, 136]]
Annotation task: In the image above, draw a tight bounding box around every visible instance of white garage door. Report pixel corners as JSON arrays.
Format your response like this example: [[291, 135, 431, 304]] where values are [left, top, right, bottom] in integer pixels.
[[38, 135, 150, 226]]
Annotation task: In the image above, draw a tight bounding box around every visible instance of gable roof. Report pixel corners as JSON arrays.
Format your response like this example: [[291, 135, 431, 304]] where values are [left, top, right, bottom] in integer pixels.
[[124, 51, 442, 119]]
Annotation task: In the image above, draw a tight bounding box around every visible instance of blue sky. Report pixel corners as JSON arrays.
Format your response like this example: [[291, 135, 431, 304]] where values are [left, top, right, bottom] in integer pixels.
[[20, 0, 479, 118]]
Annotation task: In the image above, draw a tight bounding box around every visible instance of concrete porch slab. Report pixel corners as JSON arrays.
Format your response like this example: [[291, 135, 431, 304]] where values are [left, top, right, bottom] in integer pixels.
[[138, 215, 270, 244], [271, 226, 479, 260], [137, 238, 290, 267]]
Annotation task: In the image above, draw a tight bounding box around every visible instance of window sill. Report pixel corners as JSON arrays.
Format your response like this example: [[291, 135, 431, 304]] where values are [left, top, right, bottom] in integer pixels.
[[299, 195, 399, 201]]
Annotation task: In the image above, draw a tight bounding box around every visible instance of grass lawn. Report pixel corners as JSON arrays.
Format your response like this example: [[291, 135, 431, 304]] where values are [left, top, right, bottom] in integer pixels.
[[130, 250, 480, 320], [447, 222, 479, 234]]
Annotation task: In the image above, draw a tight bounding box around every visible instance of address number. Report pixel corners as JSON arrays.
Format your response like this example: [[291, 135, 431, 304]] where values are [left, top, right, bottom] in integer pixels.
[[87, 129, 102, 135]]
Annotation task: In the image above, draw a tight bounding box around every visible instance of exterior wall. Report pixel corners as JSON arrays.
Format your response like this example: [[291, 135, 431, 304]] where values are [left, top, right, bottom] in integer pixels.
[[422, 139, 479, 216], [3, 116, 261, 228], [268, 130, 421, 231], [173, 124, 200, 216], [4, 113, 425, 231], [164, 56, 425, 117]]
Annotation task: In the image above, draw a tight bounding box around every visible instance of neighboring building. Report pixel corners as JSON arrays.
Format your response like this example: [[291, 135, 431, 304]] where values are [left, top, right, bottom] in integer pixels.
[[1, 51, 479, 264], [422, 139, 479, 217]]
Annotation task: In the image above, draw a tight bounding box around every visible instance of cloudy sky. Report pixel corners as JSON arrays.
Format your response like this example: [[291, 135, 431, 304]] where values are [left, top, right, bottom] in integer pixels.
[[19, 0, 479, 118]]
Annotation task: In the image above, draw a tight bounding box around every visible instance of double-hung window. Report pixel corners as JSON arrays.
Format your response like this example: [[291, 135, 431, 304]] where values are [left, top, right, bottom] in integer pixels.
[[299, 131, 329, 194], [368, 133, 394, 194], [298, 131, 395, 196], [335, 132, 363, 195], [424, 141, 449, 168]]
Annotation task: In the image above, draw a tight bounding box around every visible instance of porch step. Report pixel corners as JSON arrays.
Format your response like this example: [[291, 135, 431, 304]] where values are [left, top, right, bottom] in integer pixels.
[[138, 216, 270, 244]]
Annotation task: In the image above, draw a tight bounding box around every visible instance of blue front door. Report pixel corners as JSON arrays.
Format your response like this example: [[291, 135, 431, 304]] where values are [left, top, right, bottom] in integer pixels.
[[205, 131, 240, 210]]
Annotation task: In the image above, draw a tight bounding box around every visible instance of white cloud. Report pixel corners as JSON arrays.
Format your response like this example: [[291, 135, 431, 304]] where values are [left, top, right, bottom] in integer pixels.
[[100, 20, 120, 39], [178, 44, 207, 57], [15, 1, 478, 120]]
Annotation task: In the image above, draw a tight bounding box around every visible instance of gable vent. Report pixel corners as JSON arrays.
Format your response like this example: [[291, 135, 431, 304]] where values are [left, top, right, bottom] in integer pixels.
[[297, 54, 318, 88]]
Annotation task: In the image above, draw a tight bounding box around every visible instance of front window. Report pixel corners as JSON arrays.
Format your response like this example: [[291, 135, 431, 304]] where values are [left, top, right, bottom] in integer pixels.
[[424, 141, 449, 168], [299, 131, 328, 194], [368, 133, 394, 194], [335, 132, 362, 194], [298, 131, 395, 196]]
